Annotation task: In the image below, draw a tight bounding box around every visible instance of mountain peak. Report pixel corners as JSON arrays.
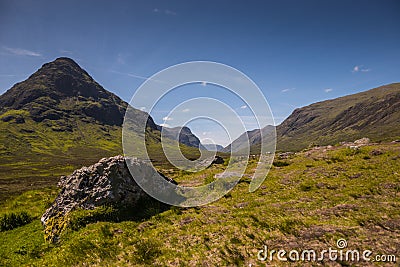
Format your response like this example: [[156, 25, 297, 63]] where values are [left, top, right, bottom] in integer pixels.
[[0, 57, 127, 125], [38, 57, 85, 76]]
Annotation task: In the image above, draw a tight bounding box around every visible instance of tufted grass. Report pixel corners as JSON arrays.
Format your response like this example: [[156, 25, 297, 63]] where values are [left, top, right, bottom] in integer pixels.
[[0, 143, 399, 266]]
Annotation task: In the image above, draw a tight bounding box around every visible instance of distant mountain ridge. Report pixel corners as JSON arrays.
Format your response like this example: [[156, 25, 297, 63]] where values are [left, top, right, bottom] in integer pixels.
[[221, 125, 275, 153]]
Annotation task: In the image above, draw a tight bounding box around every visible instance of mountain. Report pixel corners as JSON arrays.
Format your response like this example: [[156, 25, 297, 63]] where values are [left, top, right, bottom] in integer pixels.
[[202, 143, 224, 152], [222, 125, 275, 153], [276, 83, 400, 151], [0, 57, 160, 129], [0, 57, 201, 199], [225, 83, 400, 153], [159, 126, 205, 149]]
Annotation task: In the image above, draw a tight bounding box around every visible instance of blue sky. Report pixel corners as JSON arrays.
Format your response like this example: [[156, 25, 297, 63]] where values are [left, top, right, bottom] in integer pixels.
[[0, 0, 399, 145]]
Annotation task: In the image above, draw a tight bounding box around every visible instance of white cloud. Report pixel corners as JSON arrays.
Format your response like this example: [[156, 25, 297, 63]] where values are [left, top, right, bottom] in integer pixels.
[[3, 46, 41, 57], [352, 65, 370, 73], [324, 88, 333, 93], [201, 81, 207, 86], [182, 108, 190, 113], [162, 116, 173, 121], [159, 123, 170, 127], [139, 107, 146, 111], [240, 105, 247, 109]]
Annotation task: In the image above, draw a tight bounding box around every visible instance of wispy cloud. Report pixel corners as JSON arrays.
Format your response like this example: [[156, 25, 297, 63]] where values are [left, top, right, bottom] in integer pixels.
[[0, 74, 24, 77], [200, 81, 207, 86], [109, 69, 167, 83], [182, 108, 190, 113], [3, 46, 41, 57], [324, 88, 333, 93], [352, 65, 370, 73], [240, 105, 247, 109], [153, 8, 177, 15], [159, 123, 170, 127], [162, 116, 173, 121], [281, 87, 295, 93]]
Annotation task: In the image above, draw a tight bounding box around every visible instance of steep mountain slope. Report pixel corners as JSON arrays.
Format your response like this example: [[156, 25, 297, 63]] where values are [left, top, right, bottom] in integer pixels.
[[226, 83, 400, 153], [159, 126, 205, 149], [0, 58, 201, 199], [276, 83, 400, 151]]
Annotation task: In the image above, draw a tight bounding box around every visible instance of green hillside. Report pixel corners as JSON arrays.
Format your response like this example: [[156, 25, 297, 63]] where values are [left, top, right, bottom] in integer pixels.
[[276, 83, 400, 151]]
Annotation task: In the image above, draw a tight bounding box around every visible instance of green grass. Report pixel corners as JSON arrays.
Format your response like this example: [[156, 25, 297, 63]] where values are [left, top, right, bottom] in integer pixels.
[[0, 143, 399, 266], [0, 112, 205, 203]]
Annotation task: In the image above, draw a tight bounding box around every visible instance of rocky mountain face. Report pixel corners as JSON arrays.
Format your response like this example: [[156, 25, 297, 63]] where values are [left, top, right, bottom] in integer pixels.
[[160, 126, 205, 149], [0, 57, 156, 128]]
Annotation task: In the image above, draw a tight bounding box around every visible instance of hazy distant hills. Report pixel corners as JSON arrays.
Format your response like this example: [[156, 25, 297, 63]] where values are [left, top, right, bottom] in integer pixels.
[[202, 144, 224, 152], [225, 83, 400, 153], [0, 58, 202, 196], [221, 125, 275, 153]]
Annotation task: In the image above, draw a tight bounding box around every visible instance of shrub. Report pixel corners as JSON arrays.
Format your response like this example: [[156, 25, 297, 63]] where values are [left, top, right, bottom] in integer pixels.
[[0, 211, 33, 231], [300, 183, 313, 192], [273, 161, 290, 167]]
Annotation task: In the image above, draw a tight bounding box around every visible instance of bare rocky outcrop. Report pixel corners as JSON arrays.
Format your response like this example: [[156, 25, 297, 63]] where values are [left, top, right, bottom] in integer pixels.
[[41, 155, 177, 226]]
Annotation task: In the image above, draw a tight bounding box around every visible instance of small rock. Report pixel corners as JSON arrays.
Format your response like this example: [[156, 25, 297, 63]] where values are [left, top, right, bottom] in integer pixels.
[[354, 137, 370, 145], [370, 150, 383, 156], [211, 156, 224, 165]]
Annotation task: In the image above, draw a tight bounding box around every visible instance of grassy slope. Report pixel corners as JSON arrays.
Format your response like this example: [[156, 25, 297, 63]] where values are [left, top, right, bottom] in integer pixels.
[[1, 143, 399, 266], [276, 83, 400, 151], [0, 110, 204, 202], [0, 110, 123, 202]]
